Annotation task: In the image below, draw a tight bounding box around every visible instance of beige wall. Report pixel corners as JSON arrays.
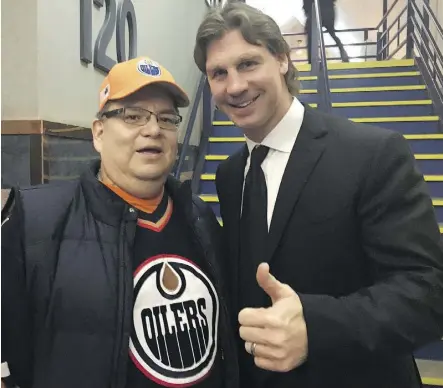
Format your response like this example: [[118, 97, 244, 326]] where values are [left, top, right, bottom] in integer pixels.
[[1, 0, 39, 119], [429, 0, 443, 53], [2, 0, 208, 144]]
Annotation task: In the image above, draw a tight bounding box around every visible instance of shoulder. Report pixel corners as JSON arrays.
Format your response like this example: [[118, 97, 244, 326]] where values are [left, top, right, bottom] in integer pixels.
[[216, 146, 246, 178], [191, 194, 213, 219], [17, 181, 79, 214], [11, 181, 79, 242], [316, 109, 401, 151]]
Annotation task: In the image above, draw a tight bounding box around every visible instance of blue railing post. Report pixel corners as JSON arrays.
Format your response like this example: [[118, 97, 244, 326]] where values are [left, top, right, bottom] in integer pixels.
[[310, 1, 319, 75], [174, 75, 207, 180], [191, 80, 213, 193], [382, 0, 388, 59], [376, 31, 383, 60], [313, 0, 332, 113], [421, 0, 430, 63], [406, 0, 415, 58]]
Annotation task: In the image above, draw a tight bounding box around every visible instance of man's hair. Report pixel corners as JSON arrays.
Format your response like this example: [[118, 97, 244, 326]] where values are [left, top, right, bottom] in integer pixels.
[[194, 2, 300, 96]]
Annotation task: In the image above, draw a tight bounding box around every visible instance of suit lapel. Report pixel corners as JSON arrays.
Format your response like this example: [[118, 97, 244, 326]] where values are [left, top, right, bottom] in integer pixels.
[[267, 107, 328, 263]]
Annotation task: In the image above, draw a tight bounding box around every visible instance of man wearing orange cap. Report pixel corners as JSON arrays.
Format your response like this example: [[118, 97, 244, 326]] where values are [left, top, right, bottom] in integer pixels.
[[1, 57, 238, 388]]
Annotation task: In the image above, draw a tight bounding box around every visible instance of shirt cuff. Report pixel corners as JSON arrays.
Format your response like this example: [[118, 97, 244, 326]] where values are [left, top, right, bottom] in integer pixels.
[[1, 362, 10, 378]]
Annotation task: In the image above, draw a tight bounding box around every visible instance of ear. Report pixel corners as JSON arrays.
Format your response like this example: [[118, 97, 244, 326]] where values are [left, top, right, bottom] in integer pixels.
[[91, 119, 104, 154], [277, 53, 289, 76]]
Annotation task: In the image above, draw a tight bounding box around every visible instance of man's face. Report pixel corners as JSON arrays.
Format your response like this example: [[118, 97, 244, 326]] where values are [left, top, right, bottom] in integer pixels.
[[92, 85, 179, 185], [205, 29, 290, 136]]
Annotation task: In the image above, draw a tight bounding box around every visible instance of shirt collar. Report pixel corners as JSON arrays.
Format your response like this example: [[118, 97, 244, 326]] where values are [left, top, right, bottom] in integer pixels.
[[245, 97, 305, 154]]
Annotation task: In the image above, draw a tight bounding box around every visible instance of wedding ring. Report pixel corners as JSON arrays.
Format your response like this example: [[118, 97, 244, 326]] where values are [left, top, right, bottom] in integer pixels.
[[250, 342, 257, 357]]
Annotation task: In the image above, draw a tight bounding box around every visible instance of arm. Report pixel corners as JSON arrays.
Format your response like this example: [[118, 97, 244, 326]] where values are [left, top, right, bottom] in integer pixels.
[[299, 131, 443, 360], [1, 191, 33, 388]]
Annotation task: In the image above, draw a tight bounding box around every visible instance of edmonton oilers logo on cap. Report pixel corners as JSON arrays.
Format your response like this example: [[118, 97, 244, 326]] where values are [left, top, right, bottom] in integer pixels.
[[137, 59, 162, 77]]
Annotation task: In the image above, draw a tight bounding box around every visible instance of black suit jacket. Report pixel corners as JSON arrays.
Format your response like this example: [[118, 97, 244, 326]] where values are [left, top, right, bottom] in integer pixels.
[[216, 106, 443, 388]]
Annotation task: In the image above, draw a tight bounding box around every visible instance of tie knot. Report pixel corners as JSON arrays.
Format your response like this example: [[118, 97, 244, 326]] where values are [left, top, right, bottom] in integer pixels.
[[250, 145, 269, 167]]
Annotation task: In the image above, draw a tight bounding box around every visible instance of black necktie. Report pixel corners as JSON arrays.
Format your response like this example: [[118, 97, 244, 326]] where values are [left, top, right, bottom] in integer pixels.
[[238, 145, 270, 384], [239, 145, 270, 310]]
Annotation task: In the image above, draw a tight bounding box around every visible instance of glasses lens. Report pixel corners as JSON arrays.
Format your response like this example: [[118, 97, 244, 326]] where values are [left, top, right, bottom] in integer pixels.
[[157, 114, 182, 130], [123, 107, 149, 125]]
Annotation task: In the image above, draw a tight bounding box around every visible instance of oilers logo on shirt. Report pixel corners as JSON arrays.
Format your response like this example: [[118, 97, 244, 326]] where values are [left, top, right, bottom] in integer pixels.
[[130, 255, 219, 387]]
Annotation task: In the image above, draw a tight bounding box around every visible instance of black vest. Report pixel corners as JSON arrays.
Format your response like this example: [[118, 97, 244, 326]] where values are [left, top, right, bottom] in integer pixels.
[[1, 162, 238, 388]]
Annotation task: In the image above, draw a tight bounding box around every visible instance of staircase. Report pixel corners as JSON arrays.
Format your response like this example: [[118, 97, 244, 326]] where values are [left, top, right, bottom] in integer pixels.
[[196, 58, 443, 385]]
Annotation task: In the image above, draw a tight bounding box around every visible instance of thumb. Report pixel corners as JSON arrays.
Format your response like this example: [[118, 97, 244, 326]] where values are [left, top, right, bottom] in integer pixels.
[[256, 262, 294, 304]]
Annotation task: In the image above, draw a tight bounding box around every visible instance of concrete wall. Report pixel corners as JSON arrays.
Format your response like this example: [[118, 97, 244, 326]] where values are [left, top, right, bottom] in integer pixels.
[[429, 0, 443, 53], [1, 0, 39, 119]]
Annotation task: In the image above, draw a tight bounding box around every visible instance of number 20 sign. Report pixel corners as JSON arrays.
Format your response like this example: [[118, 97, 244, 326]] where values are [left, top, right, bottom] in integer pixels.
[[80, 0, 138, 73]]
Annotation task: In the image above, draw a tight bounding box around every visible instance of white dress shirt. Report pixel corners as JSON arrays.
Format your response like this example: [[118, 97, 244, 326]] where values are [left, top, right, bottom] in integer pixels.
[[244, 98, 305, 230]]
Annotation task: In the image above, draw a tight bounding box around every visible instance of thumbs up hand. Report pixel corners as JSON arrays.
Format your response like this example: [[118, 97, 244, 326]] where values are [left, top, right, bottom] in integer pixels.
[[238, 263, 308, 372]]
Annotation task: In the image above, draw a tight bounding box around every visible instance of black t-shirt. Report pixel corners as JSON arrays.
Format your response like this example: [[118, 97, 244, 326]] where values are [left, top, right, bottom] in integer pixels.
[[126, 191, 222, 388]]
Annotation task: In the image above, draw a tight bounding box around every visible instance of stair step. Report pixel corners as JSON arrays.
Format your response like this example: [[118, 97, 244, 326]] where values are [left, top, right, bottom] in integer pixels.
[[299, 86, 429, 103], [214, 102, 435, 121], [296, 59, 415, 73], [211, 118, 442, 137], [301, 85, 426, 93], [208, 134, 443, 141], [299, 71, 420, 81], [201, 194, 443, 204], [213, 117, 441, 126], [205, 154, 443, 161], [203, 195, 443, 225], [207, 135, 443, 154], [203, 154, 443, 175], [300, 72, 423, 89], [422, 376, 443, 387]]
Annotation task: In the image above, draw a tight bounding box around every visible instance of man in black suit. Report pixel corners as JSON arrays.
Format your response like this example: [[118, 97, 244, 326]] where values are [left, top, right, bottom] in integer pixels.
[[303, 0, 350, 63], [193, 3, 443, 388]]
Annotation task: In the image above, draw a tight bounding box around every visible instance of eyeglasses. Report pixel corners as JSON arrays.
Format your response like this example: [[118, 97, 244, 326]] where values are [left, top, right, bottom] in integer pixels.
[[100, 107, 182, 131]]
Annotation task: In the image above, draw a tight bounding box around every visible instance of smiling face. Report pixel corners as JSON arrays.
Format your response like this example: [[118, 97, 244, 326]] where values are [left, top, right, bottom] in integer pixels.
[[205, 29, 293, 142], [92, 85, 179, 188]]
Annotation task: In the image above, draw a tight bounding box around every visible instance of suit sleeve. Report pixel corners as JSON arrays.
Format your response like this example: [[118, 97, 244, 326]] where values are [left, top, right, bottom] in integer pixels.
[[1, 191, 33, 388], [298, 131, 443, 361]]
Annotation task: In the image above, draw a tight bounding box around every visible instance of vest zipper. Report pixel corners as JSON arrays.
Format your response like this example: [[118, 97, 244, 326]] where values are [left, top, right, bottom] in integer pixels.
[[113, 221, 128, 388]]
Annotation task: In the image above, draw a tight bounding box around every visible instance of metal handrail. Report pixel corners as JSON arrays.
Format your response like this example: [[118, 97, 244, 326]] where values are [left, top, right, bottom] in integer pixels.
[[379, 20, 407, 56], [411, 25, 443, 86], [173, 0, 219, 179], [387, 38, 407, 59], [421, 0, 443, 39], [174, 74, 206, 179], [293, 41, 377, 51], [376, 0, 401, 30], [378, 5, 407, 41], [294, 55, 377, 63], [191, 80, 213, 193], [411, 0, 443, 67], [411, 31, 443, 105], [311, 0, 332, 113], [410, 17, 443, 89], [283, 27, 376, 37]]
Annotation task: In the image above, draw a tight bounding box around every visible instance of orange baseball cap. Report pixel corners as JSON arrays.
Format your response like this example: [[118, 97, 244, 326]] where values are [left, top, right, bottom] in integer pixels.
[[98, 57, 190, 110]]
